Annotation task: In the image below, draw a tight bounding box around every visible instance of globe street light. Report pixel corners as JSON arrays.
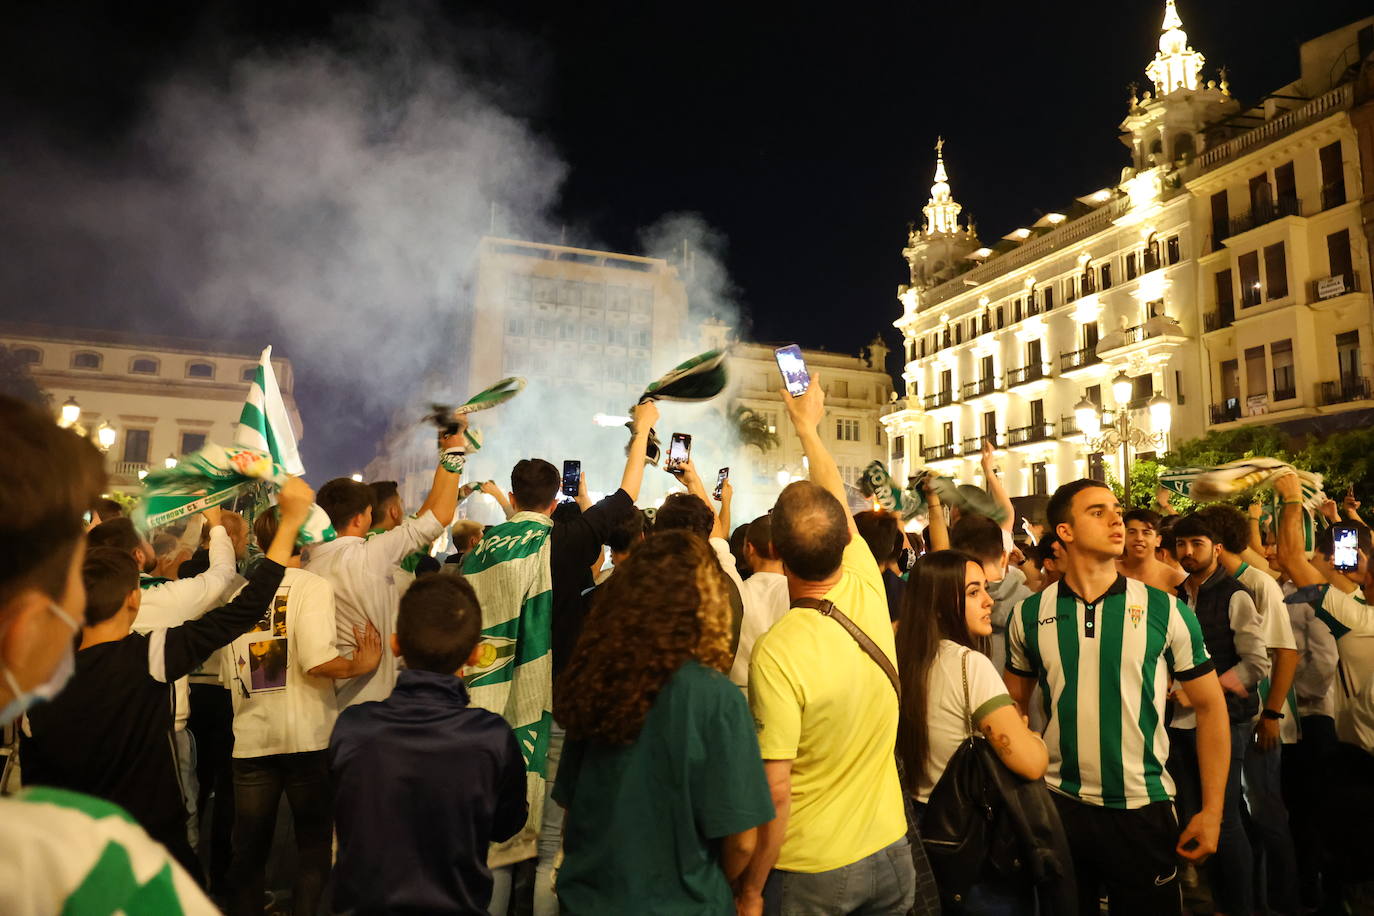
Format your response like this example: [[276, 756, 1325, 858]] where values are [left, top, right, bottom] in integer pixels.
[[59, 396, 81, 428], [95, 422, 117, 452], [164, 454, 179, 470], [1079, 385, 1172, 493]]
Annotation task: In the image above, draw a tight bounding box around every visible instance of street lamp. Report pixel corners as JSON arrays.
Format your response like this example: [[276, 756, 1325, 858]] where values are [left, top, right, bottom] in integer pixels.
[[164, 454, 178, 470], [350, 473, 364, 483], [59, 396, 81, 428], [94, 422, 117, 452], [137, 468, 148, 481], [1080, 384, 1171, 493], [1110, 370, 1134, 407]]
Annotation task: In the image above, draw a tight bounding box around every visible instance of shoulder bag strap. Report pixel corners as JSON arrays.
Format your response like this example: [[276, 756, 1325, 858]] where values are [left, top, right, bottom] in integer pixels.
[[793, 597, 901, 699], [960, 647, 975, 738]]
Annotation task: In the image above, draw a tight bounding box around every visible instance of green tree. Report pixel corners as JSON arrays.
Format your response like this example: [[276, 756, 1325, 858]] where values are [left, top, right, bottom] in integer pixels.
[[0, 345, 48, 409], [729, 404, 779, 453]]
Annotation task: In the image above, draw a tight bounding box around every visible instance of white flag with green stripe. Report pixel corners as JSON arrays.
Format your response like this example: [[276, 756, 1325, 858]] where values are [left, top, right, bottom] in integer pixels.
[[235, 346, 303, 475]]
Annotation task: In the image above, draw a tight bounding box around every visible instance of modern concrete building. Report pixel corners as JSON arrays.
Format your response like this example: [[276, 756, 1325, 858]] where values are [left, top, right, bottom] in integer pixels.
[[0, 321, 299, 493]]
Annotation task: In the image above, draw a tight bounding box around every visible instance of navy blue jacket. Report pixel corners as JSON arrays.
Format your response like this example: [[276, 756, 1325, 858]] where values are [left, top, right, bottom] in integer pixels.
[[328, 669, 528, 915]]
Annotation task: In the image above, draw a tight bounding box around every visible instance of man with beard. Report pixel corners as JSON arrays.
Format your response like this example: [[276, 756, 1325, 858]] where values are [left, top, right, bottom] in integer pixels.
[[1168, 513, 1269, 916]]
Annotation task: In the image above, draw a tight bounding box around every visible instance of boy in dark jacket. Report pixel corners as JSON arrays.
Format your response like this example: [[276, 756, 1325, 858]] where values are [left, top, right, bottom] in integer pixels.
[[23, 478, 314, 879], [329, 574, 528, 915]]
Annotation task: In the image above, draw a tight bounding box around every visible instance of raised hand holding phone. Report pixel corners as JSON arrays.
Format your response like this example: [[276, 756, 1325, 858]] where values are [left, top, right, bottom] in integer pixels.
[[713, 467, 729, 501], [774, 344, 810, 397]]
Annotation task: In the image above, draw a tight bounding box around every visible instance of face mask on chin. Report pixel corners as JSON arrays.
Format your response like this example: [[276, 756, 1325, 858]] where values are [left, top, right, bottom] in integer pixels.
[[0, 602, 81, 725]]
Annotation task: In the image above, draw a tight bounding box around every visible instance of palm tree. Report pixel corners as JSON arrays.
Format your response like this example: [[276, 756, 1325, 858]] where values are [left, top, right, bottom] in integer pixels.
[[730, 404, 779, 453]]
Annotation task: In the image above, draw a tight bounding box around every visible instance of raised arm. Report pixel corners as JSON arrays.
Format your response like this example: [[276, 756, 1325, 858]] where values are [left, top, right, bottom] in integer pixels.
[[479, 480, 514, 520], [618, 400, 660, 503], [679, 460, 727, 541], [981, 441, 1014, 533], [1275, 474, 1330, 590], [417, 418, 470, 527], [924, 480, 950, 552], [1156, 486, 1178, 517], [780, 372, 854, 534], [1247, 502, 1266, 555]]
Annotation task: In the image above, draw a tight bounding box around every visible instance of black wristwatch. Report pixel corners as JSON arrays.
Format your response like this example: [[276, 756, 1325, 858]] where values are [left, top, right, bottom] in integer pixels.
[[1261, 709, 1285, 721]]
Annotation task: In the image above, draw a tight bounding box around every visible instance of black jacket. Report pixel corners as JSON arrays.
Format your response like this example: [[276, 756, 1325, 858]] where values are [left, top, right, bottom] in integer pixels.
[[1177, 566, 1260, 722], [23, 558, 285, 852]]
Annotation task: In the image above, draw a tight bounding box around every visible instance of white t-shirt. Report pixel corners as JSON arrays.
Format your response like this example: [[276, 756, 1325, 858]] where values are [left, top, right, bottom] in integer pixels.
[[1237, 563, 1297, 652], [220, 566, 340, 757], [730, 571, 791, 686], [1282, 581, 1338, 722], [915, 640, 1016, 804], [304, 512, 444, 708]]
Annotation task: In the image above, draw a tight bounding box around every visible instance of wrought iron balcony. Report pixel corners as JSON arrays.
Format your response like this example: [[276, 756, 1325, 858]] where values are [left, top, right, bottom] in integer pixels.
[[1226, 196, 1302, 239], [962, 434, 1003, 453], [922, 389, 957, 410], [961, 377, 1001, 399], [1006, 423, 1056, 446], [1210, 400, 1242, 424], [1317, 377, 1373, 406], [1059, 416, 1081, 436], [1311, 272, 1362, 302], [922, 442, 960, 461], [1203, 305, 1235, 332], [1006, 363, 1049, 388], [1059, 347, 1101, 372]]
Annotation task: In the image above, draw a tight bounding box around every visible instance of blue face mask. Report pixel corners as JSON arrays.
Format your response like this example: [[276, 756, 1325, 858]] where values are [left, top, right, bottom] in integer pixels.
[[0, 602, 80, 725]]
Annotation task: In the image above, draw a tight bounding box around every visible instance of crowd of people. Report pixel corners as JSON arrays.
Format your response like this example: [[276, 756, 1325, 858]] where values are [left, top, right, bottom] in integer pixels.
[[2, 373, 1373, 916]]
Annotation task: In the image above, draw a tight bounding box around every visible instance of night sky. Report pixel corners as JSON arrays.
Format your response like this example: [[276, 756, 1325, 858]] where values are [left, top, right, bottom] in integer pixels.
[[2, 0, 1369, 479]]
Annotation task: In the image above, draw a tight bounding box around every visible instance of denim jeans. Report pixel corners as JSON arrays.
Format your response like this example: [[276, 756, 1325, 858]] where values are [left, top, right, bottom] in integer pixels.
[[227, 751, 332, 916], [175, 728, 199, 850], [763, 837, 916, 915], [1168, 723, 1253, 916], [1243, 737, 1299, 915], [533, 724, 565, 916]]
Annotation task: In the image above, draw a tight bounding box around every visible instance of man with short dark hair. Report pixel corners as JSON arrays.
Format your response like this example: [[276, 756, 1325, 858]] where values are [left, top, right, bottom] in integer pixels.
[[952, 511, 1032, 671], [1196, 503, 1301, 914], [1005, 479, 1229, 916], [1169, 512, 1268, 916], [1120, 508, 1187, 592], [329, 575, 528, 915], [464, 401, 658, 913], [738, 374, 915, 915], [367, 481, 403, 532], [306, 420, 470, 709]]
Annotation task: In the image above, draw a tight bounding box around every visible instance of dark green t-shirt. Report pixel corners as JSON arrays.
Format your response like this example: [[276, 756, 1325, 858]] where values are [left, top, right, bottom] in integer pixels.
[[553, 660, 774, 914]]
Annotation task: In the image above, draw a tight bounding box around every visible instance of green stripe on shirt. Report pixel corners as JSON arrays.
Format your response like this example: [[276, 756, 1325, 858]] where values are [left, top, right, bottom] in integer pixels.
[[1054, 591, 1082, 798], [1098, 590, 1126, 806], [1139, 586, 1171, 803]]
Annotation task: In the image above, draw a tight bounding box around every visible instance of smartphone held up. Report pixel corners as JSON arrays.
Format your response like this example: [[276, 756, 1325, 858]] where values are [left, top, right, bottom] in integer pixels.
[[666, 432, 692, 476], [774, 344, 810, 398], [1333, 523, 1360, 572], [713, 467, 729, 501], [561, 460, 581, 499]]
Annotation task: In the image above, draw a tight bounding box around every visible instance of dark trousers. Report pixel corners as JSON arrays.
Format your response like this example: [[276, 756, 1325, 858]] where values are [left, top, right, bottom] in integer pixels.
[[189, 683, 235, 893], [1167, 723, 1253, 916], [1051, 794, 1182, 916], [227, 751, 333, 916]]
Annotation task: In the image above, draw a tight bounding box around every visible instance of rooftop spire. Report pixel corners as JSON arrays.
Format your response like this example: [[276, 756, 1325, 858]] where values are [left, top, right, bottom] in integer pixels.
[[1145, 0, 1205, 96], [923, 136, 963, 235]]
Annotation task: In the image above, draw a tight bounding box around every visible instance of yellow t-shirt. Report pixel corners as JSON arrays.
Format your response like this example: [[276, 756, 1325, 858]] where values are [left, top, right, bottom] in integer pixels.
[[748, 535, 907, 873]]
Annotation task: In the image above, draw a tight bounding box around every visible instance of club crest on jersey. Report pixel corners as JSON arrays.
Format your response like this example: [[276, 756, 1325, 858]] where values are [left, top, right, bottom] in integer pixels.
[[1128, 604, 1144, 628]]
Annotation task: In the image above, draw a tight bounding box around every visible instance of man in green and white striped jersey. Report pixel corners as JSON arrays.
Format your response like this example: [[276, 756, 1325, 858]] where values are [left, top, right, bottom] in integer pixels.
[[1004, 479, 1230, 916]]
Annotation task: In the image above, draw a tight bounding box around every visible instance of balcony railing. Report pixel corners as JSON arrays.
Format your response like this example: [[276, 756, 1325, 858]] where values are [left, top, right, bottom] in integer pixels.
[[1210, 400, 1242, 424], [1318, 377, 1373, 406], [922, 443, 960, 461], [1199, 84, 1353, 173], [112, 461, 148, 478], [1006, 423, 1056, 446], [961, 377, 1001, 399], [1203, 305, 1236, 332], [922, 390, 957, 410], [1060, 347, 1101, 372], [962, 434, 1003, 453], [1272, 387, 1297, 403], [1006, 363, 1050, 388], [1059, 416, 1081, 436], [1226, 196, 1302, 239], [1312, 272, 1362, 302]]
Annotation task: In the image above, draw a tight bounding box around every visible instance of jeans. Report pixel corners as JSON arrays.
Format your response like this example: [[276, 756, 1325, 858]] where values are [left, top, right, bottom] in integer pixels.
[[1243, 736, 1299, 914], [227, 751, 333, 916], [533, 724, 565, 916], [175, 728, 200, 850], [1168, 723, 1253, 916], [763, 837, 916, 915]]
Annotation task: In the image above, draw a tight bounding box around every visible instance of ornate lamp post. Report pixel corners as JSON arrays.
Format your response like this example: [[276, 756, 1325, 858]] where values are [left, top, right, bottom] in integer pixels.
[[1074, 372, 1171, 496]]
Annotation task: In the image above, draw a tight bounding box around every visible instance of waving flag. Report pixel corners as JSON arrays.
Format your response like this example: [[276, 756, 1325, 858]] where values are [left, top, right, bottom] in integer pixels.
[[236, 346, 304, 475], [629, 349, 731, 464]]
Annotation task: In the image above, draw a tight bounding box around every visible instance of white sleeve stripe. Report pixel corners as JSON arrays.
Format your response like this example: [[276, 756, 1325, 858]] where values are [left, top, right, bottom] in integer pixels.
[[148, 629, 169, 682]]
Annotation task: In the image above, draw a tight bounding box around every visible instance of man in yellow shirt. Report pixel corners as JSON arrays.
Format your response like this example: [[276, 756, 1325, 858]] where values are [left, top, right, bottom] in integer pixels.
[[736, 371, 914, 915]]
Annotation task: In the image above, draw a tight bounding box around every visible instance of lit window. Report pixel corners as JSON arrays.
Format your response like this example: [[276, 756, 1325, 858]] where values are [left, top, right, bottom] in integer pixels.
[[72, 351, 102, 370], [130, 357, 158, 375], [187, 362, 215, 379]]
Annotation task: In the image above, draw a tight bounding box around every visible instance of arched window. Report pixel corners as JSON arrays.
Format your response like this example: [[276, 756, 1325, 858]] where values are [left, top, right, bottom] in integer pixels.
[[71, 351, 102, 370], [11, 347, 40, 365], [187, 361, 215, 379], [1173, 132, 1195, 162], [130, 357, 159, 375]]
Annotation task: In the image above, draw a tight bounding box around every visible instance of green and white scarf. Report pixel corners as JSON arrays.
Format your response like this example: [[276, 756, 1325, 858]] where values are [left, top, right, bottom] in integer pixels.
[[428, 376, 525, 452], [630, 348, 731, 462], [1159, 457, 1325, 551], [461, 511, 555, 867]]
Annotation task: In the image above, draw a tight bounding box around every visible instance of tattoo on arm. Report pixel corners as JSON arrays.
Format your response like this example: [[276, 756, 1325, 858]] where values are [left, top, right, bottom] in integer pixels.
[[980, 723, 1015, 758]]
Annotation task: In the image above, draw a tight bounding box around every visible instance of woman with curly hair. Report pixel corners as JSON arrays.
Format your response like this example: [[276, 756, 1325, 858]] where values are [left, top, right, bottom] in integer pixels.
[[552, 529, 775, 914]]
